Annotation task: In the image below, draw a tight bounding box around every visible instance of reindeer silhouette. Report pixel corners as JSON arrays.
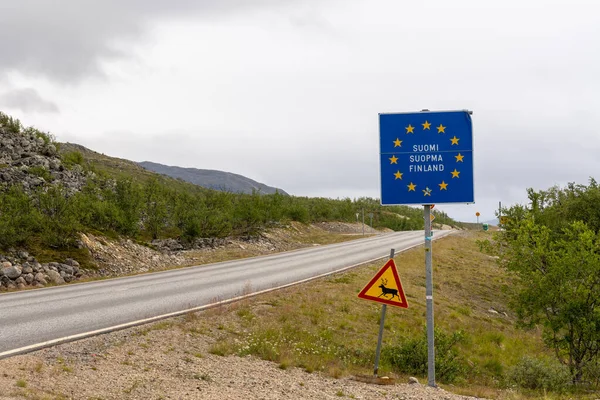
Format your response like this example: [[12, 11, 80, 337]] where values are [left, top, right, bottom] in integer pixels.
[[378, 278, 399, 300]]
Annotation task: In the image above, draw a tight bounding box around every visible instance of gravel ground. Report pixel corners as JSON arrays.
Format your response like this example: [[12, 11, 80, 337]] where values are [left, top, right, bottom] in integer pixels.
[[0, 317, 483, 400]]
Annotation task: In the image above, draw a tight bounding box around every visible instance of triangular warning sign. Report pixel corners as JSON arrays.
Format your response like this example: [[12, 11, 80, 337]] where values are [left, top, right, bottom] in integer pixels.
[[358, 259, 408, 308]]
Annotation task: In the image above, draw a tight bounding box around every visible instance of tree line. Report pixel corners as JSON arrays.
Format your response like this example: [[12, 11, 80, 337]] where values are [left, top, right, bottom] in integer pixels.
[[0, 170, 437, 251], [0, 110, 459, 252]]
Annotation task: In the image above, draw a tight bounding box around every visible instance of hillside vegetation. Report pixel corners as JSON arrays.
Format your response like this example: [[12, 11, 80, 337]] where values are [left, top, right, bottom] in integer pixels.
[[0, 112, 461, 259]]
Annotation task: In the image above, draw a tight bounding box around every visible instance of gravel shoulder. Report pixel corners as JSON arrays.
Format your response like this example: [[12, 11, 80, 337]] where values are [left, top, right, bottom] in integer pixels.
[[0, 315, 481, 400]]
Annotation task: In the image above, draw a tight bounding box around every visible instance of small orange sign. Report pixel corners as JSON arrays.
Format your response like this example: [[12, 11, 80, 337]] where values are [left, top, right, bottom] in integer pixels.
[[358, 259, 408, 308]]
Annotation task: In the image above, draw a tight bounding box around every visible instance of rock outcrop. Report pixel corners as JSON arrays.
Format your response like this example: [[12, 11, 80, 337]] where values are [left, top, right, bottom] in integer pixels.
[[0, 118, 88, 192], [0, 254, 83, 290]]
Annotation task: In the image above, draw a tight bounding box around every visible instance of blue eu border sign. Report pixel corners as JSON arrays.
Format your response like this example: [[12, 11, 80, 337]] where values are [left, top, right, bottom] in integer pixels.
[[379, 110, 474, 205]]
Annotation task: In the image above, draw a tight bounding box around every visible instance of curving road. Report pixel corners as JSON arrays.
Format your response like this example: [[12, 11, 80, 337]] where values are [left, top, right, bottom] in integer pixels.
[[0, 230, 452, 358]]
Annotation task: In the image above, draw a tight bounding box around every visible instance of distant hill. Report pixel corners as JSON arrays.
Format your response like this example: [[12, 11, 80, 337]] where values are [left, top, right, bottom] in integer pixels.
[[484, 218, 499, 226], [138, 161, 288, 196]]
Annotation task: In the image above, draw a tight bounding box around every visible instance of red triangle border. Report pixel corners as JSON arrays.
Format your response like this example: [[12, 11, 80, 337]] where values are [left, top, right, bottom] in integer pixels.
[[358, 259, 409, 308]]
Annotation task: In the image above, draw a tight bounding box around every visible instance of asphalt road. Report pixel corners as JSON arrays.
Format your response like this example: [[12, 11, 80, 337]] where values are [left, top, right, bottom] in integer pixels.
[[0, 230, 452, 358]]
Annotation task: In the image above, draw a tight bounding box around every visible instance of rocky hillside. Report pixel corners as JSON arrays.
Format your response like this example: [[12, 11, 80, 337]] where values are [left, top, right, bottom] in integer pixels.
[[0, 116, 87, 193], [139, 161, 288, 195], [0, 111, 457, 293]]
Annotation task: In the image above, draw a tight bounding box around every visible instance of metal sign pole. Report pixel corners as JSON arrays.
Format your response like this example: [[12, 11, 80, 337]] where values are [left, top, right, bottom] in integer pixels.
[[499, 201, 502, 225], [378, 109, 474, 388], [424, 205, 435, 387], [362, 208, 365, 236], [373, 304, 387, 376], [373, 248, 395, 376]]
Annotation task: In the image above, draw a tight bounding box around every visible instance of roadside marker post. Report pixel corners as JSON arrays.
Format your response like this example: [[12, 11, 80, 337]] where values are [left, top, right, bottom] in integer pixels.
[[379, 109, 474, 387]]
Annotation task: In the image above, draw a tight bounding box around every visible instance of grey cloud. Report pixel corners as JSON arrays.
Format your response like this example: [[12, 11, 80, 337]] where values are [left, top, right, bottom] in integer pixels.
[[0, 0, 322, 83], [0, 88, 59, 113], [22, 0, 600, 223]]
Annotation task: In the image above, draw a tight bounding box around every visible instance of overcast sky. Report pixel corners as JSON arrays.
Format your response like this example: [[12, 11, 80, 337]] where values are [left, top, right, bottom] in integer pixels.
[[1, 0, 599, 222]]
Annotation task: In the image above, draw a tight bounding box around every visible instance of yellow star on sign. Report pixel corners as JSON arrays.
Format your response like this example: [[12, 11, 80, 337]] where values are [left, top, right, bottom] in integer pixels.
[[405, 124, 415, 134], [407, 182, 416, 191], [389, 155, 398, 164], [455, 153, 464, 162], [450, 136, 459, 145], [423, 187, 432, 196], [393, 138, 402, 147], [394, 170, 403, 180], [439, 181, 448, 190], [437, 124, 446, 133], [451, 169, 460, 178], [422, 120, 431, 130]]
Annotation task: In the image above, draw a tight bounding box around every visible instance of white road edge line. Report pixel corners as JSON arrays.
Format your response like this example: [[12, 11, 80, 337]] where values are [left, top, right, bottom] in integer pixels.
[[0, 231, 453, 360]]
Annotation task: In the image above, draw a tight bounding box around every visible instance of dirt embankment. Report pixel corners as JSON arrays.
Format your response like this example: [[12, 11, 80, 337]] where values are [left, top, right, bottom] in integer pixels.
[[81, 222, 388, 278]]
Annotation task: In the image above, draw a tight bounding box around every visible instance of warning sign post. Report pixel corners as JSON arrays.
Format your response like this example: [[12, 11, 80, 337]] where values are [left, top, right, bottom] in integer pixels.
[[358, 249, 408, 376]]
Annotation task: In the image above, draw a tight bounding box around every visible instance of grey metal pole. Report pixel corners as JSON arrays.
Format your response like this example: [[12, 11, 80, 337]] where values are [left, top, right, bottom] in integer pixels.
[[374, 248, 395, 376], [373, 306, 387, 376], [362, 208, 365, 236], [424, 205, 435, 387], [499, 201, 502, 225]]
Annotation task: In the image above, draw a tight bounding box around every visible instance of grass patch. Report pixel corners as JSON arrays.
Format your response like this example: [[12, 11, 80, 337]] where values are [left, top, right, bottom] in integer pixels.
[[208, 340, 231, 357], [236, 307, 254, 322], [27, 237, 96, 270], [149, 321, 173, 331], [195, 232, 568, 398], [33, 362, 43, 373]]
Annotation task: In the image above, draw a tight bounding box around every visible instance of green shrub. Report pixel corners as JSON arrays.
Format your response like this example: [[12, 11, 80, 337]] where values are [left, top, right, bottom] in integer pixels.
[[286, 204, 310, 223], [508, 356, 571, 391], [35, 186, 81, 248], [0, 186, 41, 248], [483, 358, 504, 377], [383, 328, 467, 383], [29, 128, 55, 146], [27, 166, 52, 182], [61, 151, 84, 168], [0, 112, 22, 134], [582, 359, 600, 388]]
